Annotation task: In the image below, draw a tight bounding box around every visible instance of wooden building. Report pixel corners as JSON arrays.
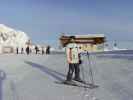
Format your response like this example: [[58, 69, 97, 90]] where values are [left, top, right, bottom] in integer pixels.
[[59, 34, 105, 52]]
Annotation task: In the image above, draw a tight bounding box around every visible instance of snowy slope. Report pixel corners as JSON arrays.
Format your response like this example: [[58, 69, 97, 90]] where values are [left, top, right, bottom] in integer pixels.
[[0, 54, 133, 100], [0, 24, 29, 48]]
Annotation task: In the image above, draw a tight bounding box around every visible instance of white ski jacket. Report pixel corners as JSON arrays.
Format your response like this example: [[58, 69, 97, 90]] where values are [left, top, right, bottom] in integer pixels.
[[66, 43, 79, 64]]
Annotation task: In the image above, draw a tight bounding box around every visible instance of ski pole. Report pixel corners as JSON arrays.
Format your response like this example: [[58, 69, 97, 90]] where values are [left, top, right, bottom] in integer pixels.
[[87, 52, 94, 85]]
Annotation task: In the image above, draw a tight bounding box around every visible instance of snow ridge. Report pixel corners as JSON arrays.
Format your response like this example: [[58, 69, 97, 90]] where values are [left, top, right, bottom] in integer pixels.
[[0, 24, 29, 47]]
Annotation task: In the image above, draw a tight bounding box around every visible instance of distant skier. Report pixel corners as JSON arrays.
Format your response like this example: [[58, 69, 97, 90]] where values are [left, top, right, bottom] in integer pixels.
[[26, 46, 30, 55], [42, 47, 44, 55], [35, 46, 39, 54], [16, 47, 19, 54], [65, 36, 82, 84], [21, 48, 24, 54], [46, 45, 50, 54]]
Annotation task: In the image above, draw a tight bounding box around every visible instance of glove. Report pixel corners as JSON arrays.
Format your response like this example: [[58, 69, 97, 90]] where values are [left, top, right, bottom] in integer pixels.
[[79, 59, 82, 64]]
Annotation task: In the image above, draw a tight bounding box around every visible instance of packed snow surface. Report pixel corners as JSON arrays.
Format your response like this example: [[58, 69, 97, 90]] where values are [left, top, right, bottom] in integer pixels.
[[0, 53, 133, 100]]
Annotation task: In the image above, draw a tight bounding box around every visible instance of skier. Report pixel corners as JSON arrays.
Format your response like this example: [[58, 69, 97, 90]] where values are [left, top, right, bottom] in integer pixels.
[[65, 36, 82, 84], [46, 45, 50, 54], [21, 48, 24, 54], [42, 47, 44, 55], [26, 46, 30, 55], [16, 47, 19, 54], [35, 46, 39, 54]]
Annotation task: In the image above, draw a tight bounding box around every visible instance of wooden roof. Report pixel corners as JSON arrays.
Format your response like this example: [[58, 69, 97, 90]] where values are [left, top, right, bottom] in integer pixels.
[[59, 34, 105, 47]]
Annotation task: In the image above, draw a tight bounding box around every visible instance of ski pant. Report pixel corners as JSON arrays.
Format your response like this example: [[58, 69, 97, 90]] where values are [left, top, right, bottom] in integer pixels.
[[66, 63, 80, 81]]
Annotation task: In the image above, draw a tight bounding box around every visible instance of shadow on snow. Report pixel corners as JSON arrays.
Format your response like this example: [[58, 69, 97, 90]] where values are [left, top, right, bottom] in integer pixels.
[[24, 61, 66, 82]]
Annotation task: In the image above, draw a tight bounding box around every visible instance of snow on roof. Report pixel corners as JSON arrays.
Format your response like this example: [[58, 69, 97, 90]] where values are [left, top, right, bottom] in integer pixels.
[[61, 34, 105, 38], [75, 34, 105, 38]]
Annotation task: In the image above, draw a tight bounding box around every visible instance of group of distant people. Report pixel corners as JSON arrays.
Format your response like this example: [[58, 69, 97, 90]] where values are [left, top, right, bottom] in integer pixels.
[[16, 45, 51, 55], [16, 47, 24, 54]]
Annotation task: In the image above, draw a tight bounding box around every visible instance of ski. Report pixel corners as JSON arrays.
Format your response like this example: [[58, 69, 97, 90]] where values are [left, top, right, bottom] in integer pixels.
[[73, 80, 99, 89], [55, 80, 91, 88]]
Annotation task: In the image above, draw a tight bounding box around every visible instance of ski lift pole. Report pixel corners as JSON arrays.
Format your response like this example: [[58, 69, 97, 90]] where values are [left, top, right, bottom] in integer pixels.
[[87, 52, 94, 85]]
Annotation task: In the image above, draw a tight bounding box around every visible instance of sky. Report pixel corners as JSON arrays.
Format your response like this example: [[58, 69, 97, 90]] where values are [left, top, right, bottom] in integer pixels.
[[0, 0, 133, 47]]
